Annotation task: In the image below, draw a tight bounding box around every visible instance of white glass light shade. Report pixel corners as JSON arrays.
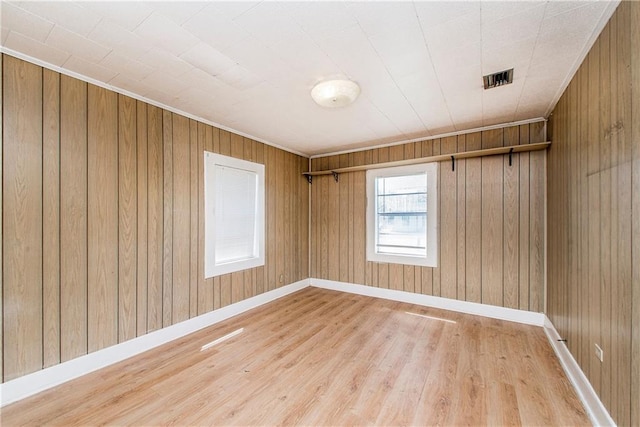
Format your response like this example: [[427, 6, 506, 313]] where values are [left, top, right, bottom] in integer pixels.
[[311, 79, 360, 108]]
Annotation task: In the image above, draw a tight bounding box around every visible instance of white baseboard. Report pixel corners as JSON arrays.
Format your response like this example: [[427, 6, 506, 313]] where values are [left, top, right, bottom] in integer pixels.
[[543, 317, 615, 426], [310, 278, 545, 326], [0, 279, 310, 407]]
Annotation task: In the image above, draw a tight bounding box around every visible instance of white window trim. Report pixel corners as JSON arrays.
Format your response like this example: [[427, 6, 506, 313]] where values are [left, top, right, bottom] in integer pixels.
[[204, 152, 265, 278], [366, 162, 438, 268]]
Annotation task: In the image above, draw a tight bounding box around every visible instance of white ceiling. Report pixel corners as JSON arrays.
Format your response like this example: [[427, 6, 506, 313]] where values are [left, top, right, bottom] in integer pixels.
[[1, 1, 617, 156]]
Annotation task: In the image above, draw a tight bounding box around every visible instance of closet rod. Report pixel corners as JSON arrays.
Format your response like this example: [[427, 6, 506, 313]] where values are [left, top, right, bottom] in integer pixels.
[[303, 141, 550, 180]]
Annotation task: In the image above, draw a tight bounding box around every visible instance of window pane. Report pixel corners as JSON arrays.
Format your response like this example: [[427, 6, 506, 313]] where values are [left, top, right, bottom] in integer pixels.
[[375, 174, 427, 257], [366, 162, 437, 267], [214, 165, 257, 264]]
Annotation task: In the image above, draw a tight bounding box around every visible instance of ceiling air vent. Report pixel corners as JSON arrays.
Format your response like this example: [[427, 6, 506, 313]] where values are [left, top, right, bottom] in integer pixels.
[[483, 68, 513, 89]]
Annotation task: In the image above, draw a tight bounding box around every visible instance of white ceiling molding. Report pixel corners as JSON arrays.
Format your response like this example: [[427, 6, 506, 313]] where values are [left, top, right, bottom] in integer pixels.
[[309, 117, 547, 159]]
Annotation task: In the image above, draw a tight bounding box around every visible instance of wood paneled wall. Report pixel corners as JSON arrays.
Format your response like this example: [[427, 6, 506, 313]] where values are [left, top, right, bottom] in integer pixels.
[[547, 2, 639, 425], [310, 123, 546, 312], [0, 54, 309, 382]]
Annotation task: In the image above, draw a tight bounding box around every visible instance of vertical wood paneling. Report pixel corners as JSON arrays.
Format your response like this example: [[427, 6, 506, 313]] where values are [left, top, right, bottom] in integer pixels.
[[1, 53, 309, 384], [118, 94, 138, 343], [274, 147, 284, 289], [171, 114, 190, 323], [568, 78, 579, 352], [87, 85, 118, 353], [587, 38, 602, 396], [615, 6, 632, 423], [136, 101, 148, 336], [42, 69, 61, 368], [631, 3, 640, 425], [310, 123, 545, 315], [481, 129, 504, 307], [440, 136, 457, 300], [328, 161, 339, 282], [607, 12, 619, 414], [219, 129, 230, 155], [283, 152, 292, 287], [389, 263, 403, 291], [289, 150, 298, 287], [465, 133, 482, 303], [598, 24, 612, 409], [189, 120, 198, 317], [347, 154, 358, 283], [310, 159, 318, 278], [339, 155, 349, 283], [456, 135, 466, 302], [503, 127, 520, 309], [578, 54, 591, 371], [2, 56, 43, 380], [230, 133, 243, 158], [389, 144, 403, 162], [266, 145, 276, 291], [353, 171, 366, 285], [220, 274, 232, 308], [146, 105, 163, 332], [547, 3, 639, 424], [231, 271, 244, 303], [529, 122, 545, 313], [320, 158, 329, 282], [378, 262, 389, 290], [403, 265, 414, 293], [162, 110, 173, 327], [60, 75, 88, 362], [518, 125, 531, 311], [299, 155, 309, 283], [197, 123, 208, 315], [549, 96, 563, 336]]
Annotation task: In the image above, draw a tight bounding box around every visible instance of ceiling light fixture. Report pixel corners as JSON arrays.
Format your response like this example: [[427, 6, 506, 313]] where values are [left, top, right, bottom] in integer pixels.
[[311, 79, 360, 108]]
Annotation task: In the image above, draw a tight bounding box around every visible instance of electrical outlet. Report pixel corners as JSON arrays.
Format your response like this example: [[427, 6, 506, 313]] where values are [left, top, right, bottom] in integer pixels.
[[595, 344, 604, 362]]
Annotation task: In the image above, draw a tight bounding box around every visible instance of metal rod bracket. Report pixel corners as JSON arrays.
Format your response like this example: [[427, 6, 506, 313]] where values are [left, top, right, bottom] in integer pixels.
[[508, 147, 514, 166], [451, 155, 455, 172], [306, 174, 312, 184], [332, 171, 339, 182]]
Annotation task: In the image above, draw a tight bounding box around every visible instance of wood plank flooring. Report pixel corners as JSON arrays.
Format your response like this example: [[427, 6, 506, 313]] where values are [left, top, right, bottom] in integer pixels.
[[1, 287, 589, 426]]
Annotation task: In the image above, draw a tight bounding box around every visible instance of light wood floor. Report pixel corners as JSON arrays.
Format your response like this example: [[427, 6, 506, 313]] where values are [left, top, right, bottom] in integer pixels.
[[1, 287, 589, 426]]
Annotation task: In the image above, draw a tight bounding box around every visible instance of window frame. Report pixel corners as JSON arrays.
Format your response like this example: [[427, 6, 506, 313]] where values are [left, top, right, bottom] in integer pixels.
[[204, 152, 265, 278], [366, 162, 438, 268]]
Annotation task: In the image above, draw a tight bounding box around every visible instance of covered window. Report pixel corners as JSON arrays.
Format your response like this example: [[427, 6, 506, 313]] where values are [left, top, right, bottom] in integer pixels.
[[366, 163, 438, 267], [204, 152, 265, 277]]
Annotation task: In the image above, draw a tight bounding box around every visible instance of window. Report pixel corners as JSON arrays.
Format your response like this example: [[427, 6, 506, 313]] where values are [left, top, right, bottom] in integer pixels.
[[204, 152, 265, 277], [366, 163, 438, 267]]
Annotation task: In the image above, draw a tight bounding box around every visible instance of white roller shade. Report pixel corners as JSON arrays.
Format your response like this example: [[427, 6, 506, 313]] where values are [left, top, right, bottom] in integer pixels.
[[205, 152, 265, 278]]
